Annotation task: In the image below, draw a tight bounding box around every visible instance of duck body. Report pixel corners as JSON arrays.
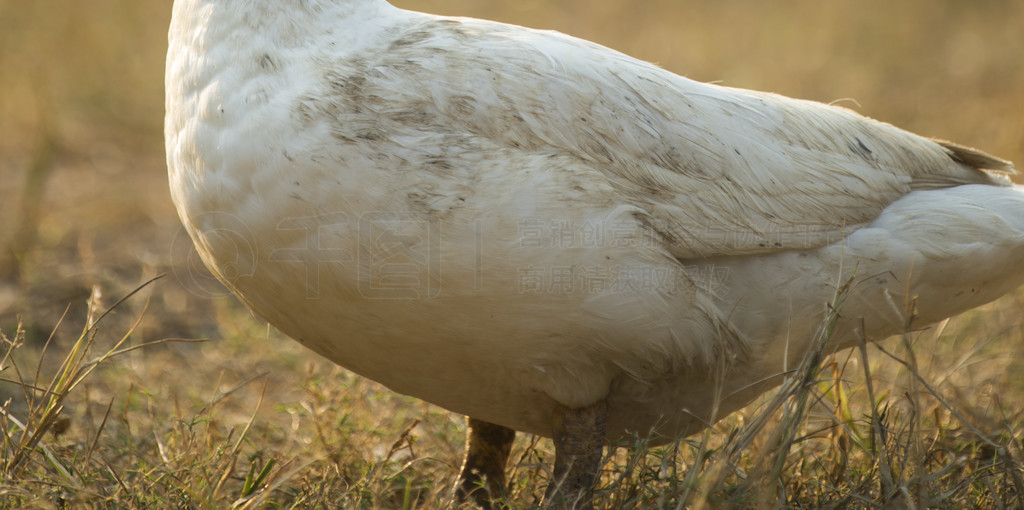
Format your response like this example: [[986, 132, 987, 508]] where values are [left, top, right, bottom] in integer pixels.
[[167, 0, 1024, 446]]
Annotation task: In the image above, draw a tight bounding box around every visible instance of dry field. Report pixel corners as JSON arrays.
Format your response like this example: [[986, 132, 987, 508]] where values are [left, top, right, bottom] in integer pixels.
[[1, 0, 1023, 508]]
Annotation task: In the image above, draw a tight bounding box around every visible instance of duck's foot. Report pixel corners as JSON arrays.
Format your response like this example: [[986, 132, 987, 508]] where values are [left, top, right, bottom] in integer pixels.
[[457, 417, 516, 509], [544, 400, 607, 509]]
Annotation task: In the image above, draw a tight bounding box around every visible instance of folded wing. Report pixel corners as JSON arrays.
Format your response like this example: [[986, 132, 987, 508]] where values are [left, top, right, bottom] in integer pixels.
[[347, 15, 1014, 258]]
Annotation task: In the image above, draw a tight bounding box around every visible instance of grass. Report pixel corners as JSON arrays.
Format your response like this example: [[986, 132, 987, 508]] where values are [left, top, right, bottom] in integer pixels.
[[1, 0, 1023, 508], [2, 275, 1024, 508]]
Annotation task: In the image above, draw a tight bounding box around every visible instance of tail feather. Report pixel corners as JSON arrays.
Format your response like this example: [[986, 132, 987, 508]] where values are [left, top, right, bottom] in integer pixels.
[[934, 139, 1015, 173]]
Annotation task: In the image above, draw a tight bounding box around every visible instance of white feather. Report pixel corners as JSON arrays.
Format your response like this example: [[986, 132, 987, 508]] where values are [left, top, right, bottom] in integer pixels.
[[167, 0, 1023, 440]]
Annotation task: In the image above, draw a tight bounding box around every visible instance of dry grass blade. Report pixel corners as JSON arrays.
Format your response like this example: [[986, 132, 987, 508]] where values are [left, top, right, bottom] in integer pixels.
[[0, 275, 197, 482]]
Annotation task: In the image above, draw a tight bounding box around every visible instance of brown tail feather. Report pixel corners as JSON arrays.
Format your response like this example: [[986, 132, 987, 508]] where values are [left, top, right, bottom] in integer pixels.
[[935, 139, 1015, 173]]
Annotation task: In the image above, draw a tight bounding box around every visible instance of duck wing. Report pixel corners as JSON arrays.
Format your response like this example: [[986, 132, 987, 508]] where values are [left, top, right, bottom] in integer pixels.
[[331, 14, 1014, 258]]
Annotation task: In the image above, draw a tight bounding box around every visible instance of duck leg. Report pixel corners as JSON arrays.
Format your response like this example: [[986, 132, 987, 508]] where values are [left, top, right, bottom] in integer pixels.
[[545, 400, 607, 509], [457, 417, 516, 508]]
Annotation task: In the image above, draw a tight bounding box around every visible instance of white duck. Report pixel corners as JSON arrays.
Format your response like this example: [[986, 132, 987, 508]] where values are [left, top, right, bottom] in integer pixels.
[[166, 0, 1024, 506]]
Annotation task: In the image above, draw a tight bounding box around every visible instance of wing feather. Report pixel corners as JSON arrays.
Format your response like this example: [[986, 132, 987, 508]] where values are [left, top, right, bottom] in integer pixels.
[[342, 15, 1013, 258]]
